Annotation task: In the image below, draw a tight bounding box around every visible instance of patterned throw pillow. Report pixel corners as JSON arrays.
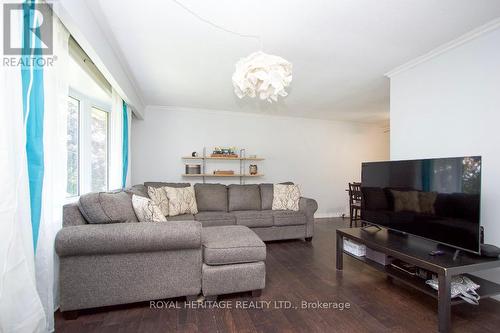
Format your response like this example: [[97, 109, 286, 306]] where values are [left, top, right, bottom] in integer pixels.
[[147, 186, 169, 216], [272, 184, 301, 211], [131, 195, 167, 222], [164, 186, 198, 216]]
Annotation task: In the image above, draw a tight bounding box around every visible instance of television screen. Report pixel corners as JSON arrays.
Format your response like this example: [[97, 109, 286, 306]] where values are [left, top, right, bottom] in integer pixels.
[[361, 156, 481, 254]]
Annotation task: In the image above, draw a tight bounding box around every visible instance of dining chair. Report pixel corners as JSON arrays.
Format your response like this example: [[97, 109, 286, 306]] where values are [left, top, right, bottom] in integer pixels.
[[348, 182, 362, 227]]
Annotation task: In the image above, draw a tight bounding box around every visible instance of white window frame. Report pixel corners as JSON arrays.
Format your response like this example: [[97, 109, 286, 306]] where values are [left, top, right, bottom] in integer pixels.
[[69, 87, 111, 196]]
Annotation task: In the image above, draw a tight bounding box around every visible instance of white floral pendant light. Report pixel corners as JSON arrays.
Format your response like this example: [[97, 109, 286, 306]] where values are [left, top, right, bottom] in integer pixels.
[[172, 0, 292, 103], [232, 51, 292, 103]]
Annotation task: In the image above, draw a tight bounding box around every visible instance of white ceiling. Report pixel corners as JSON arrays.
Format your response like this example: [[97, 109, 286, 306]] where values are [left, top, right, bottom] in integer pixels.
[[91, 0, 500, 123]]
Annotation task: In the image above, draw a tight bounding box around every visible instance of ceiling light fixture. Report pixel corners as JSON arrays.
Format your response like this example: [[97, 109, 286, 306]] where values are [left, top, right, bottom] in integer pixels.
[[232, 51, 292, 102], [172, 0, 292, 103]]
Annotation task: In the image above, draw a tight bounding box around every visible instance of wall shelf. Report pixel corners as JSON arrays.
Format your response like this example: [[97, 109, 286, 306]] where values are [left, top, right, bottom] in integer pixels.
[[182, 156, 265, 161], [182, 174, 264, 177], [182, 148, 264, 184]]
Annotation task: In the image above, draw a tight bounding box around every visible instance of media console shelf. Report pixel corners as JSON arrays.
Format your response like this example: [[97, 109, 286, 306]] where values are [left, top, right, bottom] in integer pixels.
[[336, 226, 500, 333]]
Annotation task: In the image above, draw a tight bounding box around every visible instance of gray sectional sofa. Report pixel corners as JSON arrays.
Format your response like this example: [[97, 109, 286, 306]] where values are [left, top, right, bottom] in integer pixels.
[[55, 182, 318, 315], [149, 182, 318, 241]]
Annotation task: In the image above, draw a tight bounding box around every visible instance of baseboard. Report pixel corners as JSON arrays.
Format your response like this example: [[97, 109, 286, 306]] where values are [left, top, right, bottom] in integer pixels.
[[314, 213, 347, 218]]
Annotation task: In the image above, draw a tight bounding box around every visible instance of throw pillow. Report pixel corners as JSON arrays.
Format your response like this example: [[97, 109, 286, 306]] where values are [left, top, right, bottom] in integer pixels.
[[390, 190, 420, 213], [165, 185, 198, 216], [418, 191, 438, 214], [132, 195, 167, 222], [272, 184, 301, 211], [259, 182, 294, 210], [147, 186, 170, 216]]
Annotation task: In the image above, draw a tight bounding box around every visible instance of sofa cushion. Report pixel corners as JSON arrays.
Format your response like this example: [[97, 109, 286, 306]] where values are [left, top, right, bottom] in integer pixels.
[[232, 210, 274, 228], [272, 210, 307, 226], [260, 182, 294, 210], [202, 226, 266, 265], [195, 212, 235, 227], [78, 191, 138, 224], [144, 182, 190, 188], [194, 184, 228, 212], [228, 184, 261, 211], [167, 214, 195, 222], [125, 184, 149, 198]]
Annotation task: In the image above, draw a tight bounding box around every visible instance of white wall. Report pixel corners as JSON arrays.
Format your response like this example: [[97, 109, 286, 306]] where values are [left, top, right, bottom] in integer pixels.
[[132, 107, 389, 217], [389, 26, 500, 288]]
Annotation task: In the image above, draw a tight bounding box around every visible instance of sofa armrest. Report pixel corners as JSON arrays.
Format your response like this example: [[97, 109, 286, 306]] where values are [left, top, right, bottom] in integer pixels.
[[55, 221, 202, 257], [299, 197, 318, 238], [299, 197, 318, 216]]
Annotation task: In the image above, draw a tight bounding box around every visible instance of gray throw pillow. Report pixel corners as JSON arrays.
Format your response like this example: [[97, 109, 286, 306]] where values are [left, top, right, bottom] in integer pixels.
[[78, 190, 138, 224]]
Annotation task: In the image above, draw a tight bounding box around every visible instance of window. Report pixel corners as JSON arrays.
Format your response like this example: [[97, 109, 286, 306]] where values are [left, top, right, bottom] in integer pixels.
[[66, 97, 80, 197], [66, 41, 112, 197], [65, 92, 110, 197], [90, 107, 108, 192]]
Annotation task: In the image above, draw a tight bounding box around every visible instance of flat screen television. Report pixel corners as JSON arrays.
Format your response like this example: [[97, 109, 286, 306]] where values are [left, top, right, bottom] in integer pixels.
[[361, 156, 482, 254]]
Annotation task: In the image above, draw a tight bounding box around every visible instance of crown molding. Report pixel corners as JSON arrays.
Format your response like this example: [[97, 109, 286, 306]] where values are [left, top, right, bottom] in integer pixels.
[[385, 18, 500, 78]]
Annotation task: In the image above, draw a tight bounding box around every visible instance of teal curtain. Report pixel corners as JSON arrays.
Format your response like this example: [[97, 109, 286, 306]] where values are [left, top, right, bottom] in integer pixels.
[[122, 101, 129, 188], [21, 1, 45, 251], [421, 160, 431, 192]]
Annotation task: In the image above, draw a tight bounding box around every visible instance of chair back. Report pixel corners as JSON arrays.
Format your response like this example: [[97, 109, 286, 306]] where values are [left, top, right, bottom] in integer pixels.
[[348, 182, 362, 205]]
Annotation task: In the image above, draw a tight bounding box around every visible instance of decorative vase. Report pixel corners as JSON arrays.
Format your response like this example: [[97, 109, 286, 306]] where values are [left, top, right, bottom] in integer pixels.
[[249, 164, 258, 175]]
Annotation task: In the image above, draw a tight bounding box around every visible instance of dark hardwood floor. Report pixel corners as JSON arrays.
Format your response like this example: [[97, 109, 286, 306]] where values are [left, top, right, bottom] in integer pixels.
[[55, 218, 500, 333]]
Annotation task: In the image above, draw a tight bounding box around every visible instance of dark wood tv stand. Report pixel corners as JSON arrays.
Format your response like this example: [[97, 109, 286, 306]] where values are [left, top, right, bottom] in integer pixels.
[[336, 226, 500, 333]]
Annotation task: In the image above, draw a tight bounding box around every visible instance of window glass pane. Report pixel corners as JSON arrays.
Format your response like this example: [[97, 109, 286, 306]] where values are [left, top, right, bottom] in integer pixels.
[[66, 97, 79, 197], [90, 107, 108, 192]]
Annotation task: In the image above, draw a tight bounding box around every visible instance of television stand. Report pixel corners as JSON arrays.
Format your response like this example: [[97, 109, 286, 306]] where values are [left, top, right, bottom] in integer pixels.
[[336, 226, 500, 333]]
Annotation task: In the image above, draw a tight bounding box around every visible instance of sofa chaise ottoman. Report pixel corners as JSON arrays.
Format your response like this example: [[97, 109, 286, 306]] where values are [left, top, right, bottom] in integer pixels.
[[201, 226, 266, 299]]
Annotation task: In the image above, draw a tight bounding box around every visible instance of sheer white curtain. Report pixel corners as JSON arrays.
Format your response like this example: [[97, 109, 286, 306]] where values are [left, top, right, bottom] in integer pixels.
[[109, 89, 124, 190], [0, 2, 46, 331], [125, 103, 132, 188], [35, 15, 70, 332]]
